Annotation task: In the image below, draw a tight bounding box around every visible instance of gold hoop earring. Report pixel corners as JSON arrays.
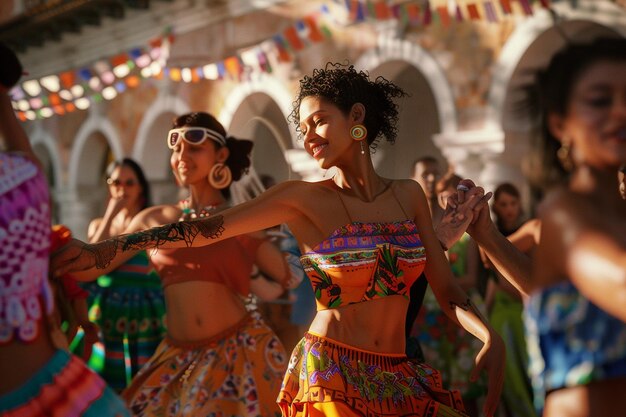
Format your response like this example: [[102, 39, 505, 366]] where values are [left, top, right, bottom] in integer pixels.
[[208, 163, 232, 189], [350, 124, 367, 141], [557, 141, 573, 172]]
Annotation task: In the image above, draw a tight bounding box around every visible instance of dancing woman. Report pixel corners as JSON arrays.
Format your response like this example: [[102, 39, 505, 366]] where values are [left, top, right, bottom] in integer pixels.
[[523, 38, 626, 417], [0, 43, 130, 417], [53, 64, 505, 417], [67, 112, 293, 417]]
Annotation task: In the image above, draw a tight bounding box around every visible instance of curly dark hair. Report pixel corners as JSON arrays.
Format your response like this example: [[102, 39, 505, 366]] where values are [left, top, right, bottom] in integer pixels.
[[290, 63, 407, 149], [521, 37, 626, 189], [172, 112, 253, 198]]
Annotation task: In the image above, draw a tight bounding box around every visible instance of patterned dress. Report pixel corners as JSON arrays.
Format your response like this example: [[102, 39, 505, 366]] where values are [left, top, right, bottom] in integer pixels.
[[82, 252, 166, 391], [0, 152, 129, 417]]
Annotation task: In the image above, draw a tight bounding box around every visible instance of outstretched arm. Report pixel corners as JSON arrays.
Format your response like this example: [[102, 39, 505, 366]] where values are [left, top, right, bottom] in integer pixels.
[[52, 181, 301, 276]]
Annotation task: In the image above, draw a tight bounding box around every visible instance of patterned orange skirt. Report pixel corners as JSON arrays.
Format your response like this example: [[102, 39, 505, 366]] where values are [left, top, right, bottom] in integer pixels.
[[278, 332, 468, 417], [123, 312, 287, 417]]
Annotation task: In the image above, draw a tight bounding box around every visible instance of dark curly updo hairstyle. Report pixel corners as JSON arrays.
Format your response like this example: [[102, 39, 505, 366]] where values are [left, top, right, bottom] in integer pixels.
[[106, 158, 151, 209], [290, 63, 407, 150], [523, 37, 626, 189], [172, 112, 253, 198]]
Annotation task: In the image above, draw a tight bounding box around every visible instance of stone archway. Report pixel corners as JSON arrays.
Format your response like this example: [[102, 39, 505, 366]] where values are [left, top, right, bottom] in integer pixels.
[[356, 37, 456, 179], [133, 93, 190, 205], [488, 2, 624, 209], [220, 75, 320, 184], [65, 115, 123, 238]]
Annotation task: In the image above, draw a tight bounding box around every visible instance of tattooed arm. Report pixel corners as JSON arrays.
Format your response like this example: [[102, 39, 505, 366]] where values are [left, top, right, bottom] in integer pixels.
[[52, 215, 226, 276], [52, 181, 303, 277]]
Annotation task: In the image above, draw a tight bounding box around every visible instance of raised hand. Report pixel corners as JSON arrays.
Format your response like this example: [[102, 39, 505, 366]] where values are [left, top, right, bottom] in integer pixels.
[[436, 179, 492, 249]]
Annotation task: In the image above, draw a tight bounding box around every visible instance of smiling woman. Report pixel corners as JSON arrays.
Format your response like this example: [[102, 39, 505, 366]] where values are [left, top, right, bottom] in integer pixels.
[[52, 64, 505, 417], [521, 37, 626, 417]]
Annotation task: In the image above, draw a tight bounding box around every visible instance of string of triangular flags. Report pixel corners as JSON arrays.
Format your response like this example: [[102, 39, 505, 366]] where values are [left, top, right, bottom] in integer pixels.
[[11, 8, 333, 121], [12, 1, 553, 121], [334, 0, 551, 25]]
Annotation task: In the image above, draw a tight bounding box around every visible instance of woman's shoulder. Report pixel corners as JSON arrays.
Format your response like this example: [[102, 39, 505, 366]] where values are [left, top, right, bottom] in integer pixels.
[[267, 178, 337, 197], [133, 204, 182, 228], [538, 188, 597, 232]]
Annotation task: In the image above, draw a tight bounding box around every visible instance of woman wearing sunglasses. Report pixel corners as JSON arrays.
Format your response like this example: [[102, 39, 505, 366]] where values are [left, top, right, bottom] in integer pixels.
[[81, 158, 166, 393], [53, 65, 504, 417], [61, 112, 292, 417]]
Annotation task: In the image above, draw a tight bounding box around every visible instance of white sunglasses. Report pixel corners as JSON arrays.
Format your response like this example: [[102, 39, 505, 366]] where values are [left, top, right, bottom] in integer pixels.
[[167, 127, 226, 149]]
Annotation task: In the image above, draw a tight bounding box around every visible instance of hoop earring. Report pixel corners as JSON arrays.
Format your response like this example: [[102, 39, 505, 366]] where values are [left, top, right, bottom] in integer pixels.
[[350, 124, 367, 141], [208, 163, 232, 189], [557, 141, 573, 172]]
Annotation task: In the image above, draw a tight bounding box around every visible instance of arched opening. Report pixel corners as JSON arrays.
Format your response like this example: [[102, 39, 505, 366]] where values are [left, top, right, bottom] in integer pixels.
[[227, 92, 294, 185], [134, 111, 180, 205], [368, 60, 443, 179]]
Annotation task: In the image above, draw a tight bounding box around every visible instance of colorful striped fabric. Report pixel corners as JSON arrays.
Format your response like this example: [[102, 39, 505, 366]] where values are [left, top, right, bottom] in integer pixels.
[[0, 349, 130, 416], [81, 251, 166, 391]]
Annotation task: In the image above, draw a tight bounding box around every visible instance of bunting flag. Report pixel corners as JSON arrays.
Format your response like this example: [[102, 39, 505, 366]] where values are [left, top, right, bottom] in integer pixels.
[[11, 7, 333, 120], [333, 0, 552, 26]]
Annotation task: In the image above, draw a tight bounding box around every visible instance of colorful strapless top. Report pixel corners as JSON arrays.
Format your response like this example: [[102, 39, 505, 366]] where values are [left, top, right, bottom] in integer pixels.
[[300, 221, 426, 311], [525, 281, 626, 412]]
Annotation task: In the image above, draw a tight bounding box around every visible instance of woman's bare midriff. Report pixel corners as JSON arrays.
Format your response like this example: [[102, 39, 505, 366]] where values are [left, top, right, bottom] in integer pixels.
[[544, 378, 626, 417], [308, 296, 409, 354], [163, 281, 248, 342]]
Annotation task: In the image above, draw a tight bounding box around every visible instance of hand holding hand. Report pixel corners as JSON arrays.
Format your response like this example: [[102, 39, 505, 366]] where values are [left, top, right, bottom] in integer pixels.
[[436, 180, 491, 249]]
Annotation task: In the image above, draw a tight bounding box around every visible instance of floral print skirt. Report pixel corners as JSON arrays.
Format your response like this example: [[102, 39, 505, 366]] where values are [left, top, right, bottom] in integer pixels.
[[122, 312, 287, 417], [278, 332, 468, 417]]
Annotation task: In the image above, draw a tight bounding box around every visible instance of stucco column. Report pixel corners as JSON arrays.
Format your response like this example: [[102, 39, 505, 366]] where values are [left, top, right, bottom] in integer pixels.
[[56, 188, 101, 240]]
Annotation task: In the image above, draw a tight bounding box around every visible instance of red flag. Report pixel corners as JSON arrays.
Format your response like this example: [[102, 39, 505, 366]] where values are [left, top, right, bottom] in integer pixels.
[[374, 1, 391, 20], [467, 4, 481, 20], [436, 6, 451, 27], [111, 53, 129, 67], [304, 16, 324, 42], [499, 0, 512, 14], [284, 26, 304, 51], [59, 71, 76, 89]]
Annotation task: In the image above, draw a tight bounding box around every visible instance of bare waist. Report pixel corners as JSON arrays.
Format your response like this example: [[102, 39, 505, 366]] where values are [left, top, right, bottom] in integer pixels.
[[308, 296, 408, 354]]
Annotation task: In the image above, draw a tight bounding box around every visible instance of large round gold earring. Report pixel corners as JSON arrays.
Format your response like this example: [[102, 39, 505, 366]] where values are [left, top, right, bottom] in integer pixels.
[[350, 124, 367, 141], [557, 141, 573, 172], [208, 163, 232, 189]]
